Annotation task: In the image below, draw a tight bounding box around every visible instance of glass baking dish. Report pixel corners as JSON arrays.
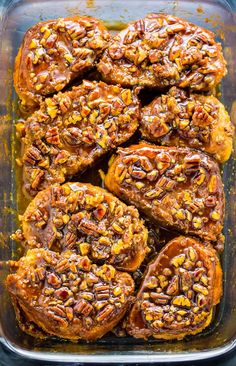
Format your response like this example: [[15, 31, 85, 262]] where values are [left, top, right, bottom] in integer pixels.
[[0, 0, 236, 363]]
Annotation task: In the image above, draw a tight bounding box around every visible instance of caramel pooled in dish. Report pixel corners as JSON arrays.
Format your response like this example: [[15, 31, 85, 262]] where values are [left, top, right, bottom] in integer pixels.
[[14, 16, 110, 107], [15, 182, 149, 272], [127, 236, 222, 340], [98, 13, 226, 91], [20, 80, 140, 197], [6, 249, 134, 341], [105, 143, 224, 244], [140, 87, 234, 163]]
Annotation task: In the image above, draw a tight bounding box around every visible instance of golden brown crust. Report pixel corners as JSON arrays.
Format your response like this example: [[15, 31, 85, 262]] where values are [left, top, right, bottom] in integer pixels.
[[98, 13, 227, 91], [105, 143, 224, 244], [20, 80, 140, 197], [140, 87, 234, 163], [126, 236, 222, 340], [14, 16, 110, 107], [16, 182, 149, 272], [6, 249, 135, 341]]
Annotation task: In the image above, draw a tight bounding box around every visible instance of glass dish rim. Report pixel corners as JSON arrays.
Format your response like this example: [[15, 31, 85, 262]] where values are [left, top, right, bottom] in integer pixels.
[[1, 337, 236, 362]]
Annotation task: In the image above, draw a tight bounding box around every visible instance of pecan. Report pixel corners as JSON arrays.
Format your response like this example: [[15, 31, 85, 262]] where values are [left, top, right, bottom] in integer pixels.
[[146, 170, 159, 181], [54, 287, 70, 301], [65, 232, 77, 248], [171, 254, 185, 268], [31, 169, 45, 189], [50, 305, 66, 318], [93, 204, 107, 221], [192, 284, 208, 296], [35, 139, 50, 154], [208, 175, 218, 194], [186, 247, 198, 263], [166, 275, 179, 295], [45, 127, 60, 145], [55, 259, 70, 273], [139, 157, 153, 172], [79, 218, 99, 236], [94, 284, 110, 300], [23, 146, 42, 165], [196, 293, 207, 308], [65, 307, 74, 321], [180, 271, 192, 292], [47, 273, 62, 288], [150, 293, 171, 304], [193, 268, 206, 281], [130, 168, 146, 180], [74, 299, 93, 317], [47, 312, 68, 327], [192, 105, 213, 127], [108, 44, 124, 60], [77, 257, 91, 272], [146, 276, 158, 289], [172, 295, 191, 308], [123, 31, 138, 44], [96, 304, 114, 322], [54, 150, 70, 165]]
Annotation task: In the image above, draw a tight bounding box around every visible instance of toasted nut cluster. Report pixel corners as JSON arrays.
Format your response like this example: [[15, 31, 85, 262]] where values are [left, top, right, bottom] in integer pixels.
[[105, 143, 224, 244], [127, 236, 222, 340], [140, 87, 234, 163], [98, 14, 226, 91], [6, 249, 134, 341], [17, 182, 149, 272], [14, 16, 110, 107], [21, 80, 140, 197]]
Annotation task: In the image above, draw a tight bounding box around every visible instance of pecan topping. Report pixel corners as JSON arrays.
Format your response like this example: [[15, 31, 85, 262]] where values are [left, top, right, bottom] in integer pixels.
[[127, 236, 222, 340], [22, 80, 140, 197], [14, 16, 110, 107], [19, 182, 149, 272], [98, 14, 226, 92], [6, 249, 134, 341], [140, 87, 234, 163], [105, 143, 224, 245]]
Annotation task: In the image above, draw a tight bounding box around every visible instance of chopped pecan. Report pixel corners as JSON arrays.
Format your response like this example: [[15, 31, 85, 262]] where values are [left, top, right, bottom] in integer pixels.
[[96, 304, 114, 322], [74, 299, 93, 317]]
